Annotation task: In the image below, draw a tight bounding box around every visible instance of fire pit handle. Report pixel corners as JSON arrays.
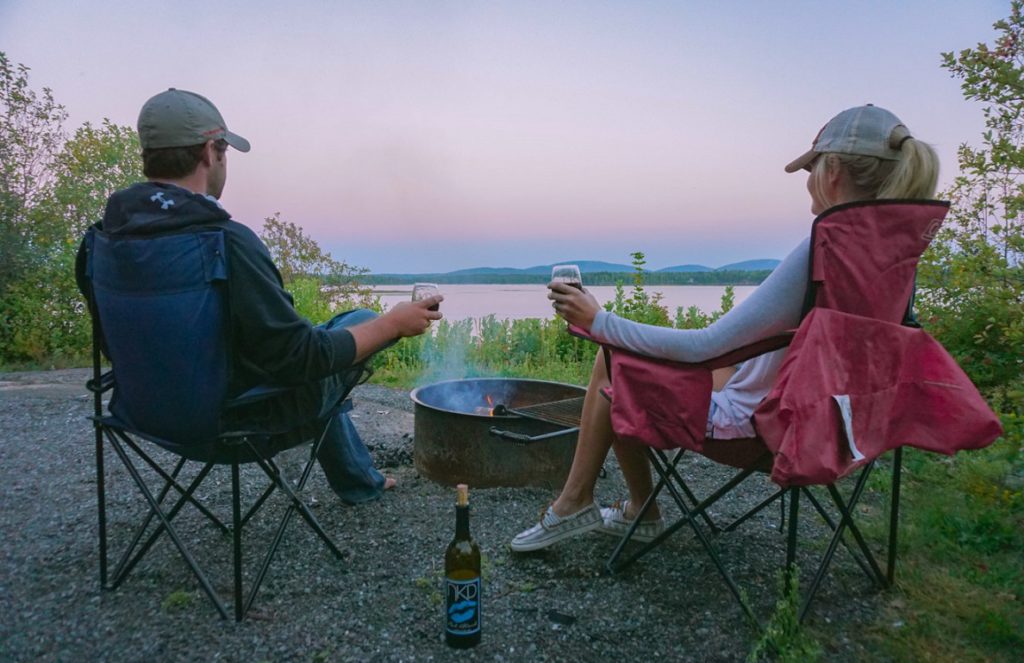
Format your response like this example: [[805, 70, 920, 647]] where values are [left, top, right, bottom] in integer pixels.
[[488, 426, 580, 445]]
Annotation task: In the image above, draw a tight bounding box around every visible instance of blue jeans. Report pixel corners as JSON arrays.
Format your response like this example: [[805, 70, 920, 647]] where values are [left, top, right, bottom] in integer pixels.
[[228, 309, 392, 505], [312, 309, 393, 504]]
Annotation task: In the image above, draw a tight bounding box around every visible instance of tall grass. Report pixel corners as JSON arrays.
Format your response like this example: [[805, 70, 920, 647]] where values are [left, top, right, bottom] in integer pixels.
[[863, 416, 1024, 660], [370, 315, 599, 388]]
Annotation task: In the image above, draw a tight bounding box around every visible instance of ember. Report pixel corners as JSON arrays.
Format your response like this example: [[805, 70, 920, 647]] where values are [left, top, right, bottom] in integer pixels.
[[471, 394, 496, 417]]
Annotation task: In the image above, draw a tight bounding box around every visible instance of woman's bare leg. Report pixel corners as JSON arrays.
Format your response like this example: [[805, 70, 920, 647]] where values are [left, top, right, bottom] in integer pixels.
[[550, 350, 616, 516], [611, 438, 660, 520]]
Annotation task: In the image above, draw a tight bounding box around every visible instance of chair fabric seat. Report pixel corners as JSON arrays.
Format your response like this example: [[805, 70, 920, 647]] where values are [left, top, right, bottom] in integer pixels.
[[97, 396, 353, 464], [699, 437, 772, 472]]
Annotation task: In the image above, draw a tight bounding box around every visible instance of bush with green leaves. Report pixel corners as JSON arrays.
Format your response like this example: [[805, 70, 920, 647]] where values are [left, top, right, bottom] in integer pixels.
[[0, 54, 143, 366], [918, 2, 1024, 409], [259, 212, 379, 323], [603, 251, 671, 325]]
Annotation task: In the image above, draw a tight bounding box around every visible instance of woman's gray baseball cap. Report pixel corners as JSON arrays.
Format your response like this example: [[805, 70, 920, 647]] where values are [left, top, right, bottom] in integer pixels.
[[138, 88, 250, 152], [785, 104, 908, 173]]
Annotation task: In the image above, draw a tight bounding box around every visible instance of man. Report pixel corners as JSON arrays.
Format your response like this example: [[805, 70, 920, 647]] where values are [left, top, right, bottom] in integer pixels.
[[77, 88, 441, 503]]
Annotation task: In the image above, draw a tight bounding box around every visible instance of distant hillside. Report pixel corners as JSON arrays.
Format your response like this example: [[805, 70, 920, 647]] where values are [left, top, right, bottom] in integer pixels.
[[716, 259, 780, 271], [448, 260, 633, 276], [444, 266, 530, 276], [358, 257, 779, 285], [657, 264, 712, 273]]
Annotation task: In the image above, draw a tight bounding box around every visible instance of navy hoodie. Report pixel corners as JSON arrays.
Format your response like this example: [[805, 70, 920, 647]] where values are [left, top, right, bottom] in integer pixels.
[[76, 182, 357, 395]]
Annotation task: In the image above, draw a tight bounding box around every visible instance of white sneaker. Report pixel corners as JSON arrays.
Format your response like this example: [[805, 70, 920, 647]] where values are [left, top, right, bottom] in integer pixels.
[[510, 503, 602, 552], [599, 500, 665, 544]]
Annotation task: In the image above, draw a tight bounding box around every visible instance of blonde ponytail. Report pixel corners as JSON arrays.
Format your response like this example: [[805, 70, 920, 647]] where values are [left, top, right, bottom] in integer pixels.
[[877, 136, 939, 199], [810, 125, 940, 206]]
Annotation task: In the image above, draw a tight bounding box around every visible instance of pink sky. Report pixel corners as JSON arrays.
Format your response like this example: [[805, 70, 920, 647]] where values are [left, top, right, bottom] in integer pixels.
[[0, 0, 1005, 272]]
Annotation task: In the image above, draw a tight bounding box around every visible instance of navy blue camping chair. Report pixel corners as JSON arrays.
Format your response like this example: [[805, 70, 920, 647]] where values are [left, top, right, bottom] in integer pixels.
[[82, 226, 348, 621]]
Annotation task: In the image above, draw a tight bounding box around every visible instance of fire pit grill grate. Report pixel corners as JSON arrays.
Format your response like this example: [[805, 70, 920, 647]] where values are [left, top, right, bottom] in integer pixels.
[[500, 396, 585, 429]]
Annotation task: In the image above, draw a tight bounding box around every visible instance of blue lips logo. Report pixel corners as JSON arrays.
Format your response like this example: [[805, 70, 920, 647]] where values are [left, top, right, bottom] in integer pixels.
[[448, 600, 477, 624]]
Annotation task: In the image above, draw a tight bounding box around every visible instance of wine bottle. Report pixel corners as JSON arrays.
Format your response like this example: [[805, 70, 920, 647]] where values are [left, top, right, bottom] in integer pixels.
[[444, 483, 481, 648]]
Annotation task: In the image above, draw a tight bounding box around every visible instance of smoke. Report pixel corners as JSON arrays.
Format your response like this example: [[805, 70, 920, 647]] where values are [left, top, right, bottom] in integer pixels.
[[415, 331, 471, 388], [412, 324, 516, 414]]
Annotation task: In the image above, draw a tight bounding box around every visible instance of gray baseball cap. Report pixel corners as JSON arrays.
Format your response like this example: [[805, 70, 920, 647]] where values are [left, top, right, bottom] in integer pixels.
[[785, 104, 908, 173], [138, 88, 250, 152]]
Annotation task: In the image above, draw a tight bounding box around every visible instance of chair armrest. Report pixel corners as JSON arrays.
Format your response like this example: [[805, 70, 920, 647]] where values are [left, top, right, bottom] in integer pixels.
[[227, 384, 294, 408], [702, 332, 796, 370], [568, 324, 795, 371], [86, 370, 114, 394]]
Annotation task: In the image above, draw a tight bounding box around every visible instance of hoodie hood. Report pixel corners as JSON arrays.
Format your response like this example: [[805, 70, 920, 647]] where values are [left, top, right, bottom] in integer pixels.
[[102, 182, 230, 235]]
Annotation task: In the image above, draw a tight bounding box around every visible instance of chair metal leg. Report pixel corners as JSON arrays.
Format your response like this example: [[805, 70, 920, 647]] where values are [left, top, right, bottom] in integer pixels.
[[119, 435, 228, 532], [824, 479, 886, 587], [240, 419, 334, 528], [232, 459, 244, 621], [609, 448, 758, 626], [111, 455, 212, 588], [106, 433, 229, 619], [721, 487, 786, 534], [91, 324, 108, 589], [225, 440, 347, 621], [93, 395, 350, 620], [663, 450, 720, 532], [801, 487, 875, 581], [240, 483, 276, 528], [799, 463, 881, 623], [112, 455, 186, 576], [780, 490, 786, 533], [887, 448, 902, 586], [785, 486, 799, 592], [607, 448, 717, 572], [609, 448, 764, 571], [251, 452, 345, 560], [91, 383, 359, 623], [95, 421, 109, 589], [668, 451, 719, 533], [234, 417, 350, 619]]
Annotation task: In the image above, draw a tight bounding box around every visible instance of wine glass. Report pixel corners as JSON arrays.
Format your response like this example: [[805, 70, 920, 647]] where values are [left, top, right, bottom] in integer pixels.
[[412, 282, 440, 311], [550, 264, 583, 291]]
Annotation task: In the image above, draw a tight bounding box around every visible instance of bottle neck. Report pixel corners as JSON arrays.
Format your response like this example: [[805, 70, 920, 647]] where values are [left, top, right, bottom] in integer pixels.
[[455, 504, 470, 539]]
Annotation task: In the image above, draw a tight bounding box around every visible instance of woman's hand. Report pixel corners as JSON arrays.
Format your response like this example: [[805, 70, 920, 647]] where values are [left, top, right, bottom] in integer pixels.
[[548, 282, 600, 331], [383, 296, 443, 337]]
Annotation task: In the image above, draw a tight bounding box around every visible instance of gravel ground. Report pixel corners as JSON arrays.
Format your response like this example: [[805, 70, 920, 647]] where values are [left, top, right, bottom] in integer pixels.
[[0, 369, 894, 662]]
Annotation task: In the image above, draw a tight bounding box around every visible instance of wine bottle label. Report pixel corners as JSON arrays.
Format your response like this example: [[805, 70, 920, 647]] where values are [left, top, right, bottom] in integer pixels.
[[445, 577, 481, 635]]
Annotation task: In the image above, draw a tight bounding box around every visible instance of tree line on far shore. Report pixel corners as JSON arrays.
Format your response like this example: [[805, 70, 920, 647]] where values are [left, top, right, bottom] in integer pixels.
[[353, 269, 772, 287]]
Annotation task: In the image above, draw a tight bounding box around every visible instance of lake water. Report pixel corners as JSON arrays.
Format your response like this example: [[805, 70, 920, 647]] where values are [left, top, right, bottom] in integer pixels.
[[371, 284, 756, 321]]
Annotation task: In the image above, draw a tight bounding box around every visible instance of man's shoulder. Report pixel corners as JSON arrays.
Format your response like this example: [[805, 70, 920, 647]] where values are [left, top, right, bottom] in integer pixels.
[[219, 217, 260, 240], [218, 218, 275, 263]]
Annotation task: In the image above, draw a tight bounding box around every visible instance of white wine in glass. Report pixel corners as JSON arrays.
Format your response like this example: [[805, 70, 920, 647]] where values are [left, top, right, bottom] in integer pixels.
[[550, 264, 583, 290], [412, 282, 441, 311]]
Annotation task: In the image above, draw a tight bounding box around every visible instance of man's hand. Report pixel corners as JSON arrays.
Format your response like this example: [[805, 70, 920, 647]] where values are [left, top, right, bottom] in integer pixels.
[[349, 296, 443, 362], [383, 297, 444, 337], [548, 282, 600, 331]]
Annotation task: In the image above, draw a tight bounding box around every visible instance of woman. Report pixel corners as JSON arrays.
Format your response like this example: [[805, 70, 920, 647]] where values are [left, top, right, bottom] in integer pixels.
[[511, 104, 940, 551]]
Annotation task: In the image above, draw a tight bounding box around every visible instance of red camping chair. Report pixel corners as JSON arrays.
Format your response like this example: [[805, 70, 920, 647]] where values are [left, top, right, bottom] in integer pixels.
[[573, 200, 1003, 624]]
